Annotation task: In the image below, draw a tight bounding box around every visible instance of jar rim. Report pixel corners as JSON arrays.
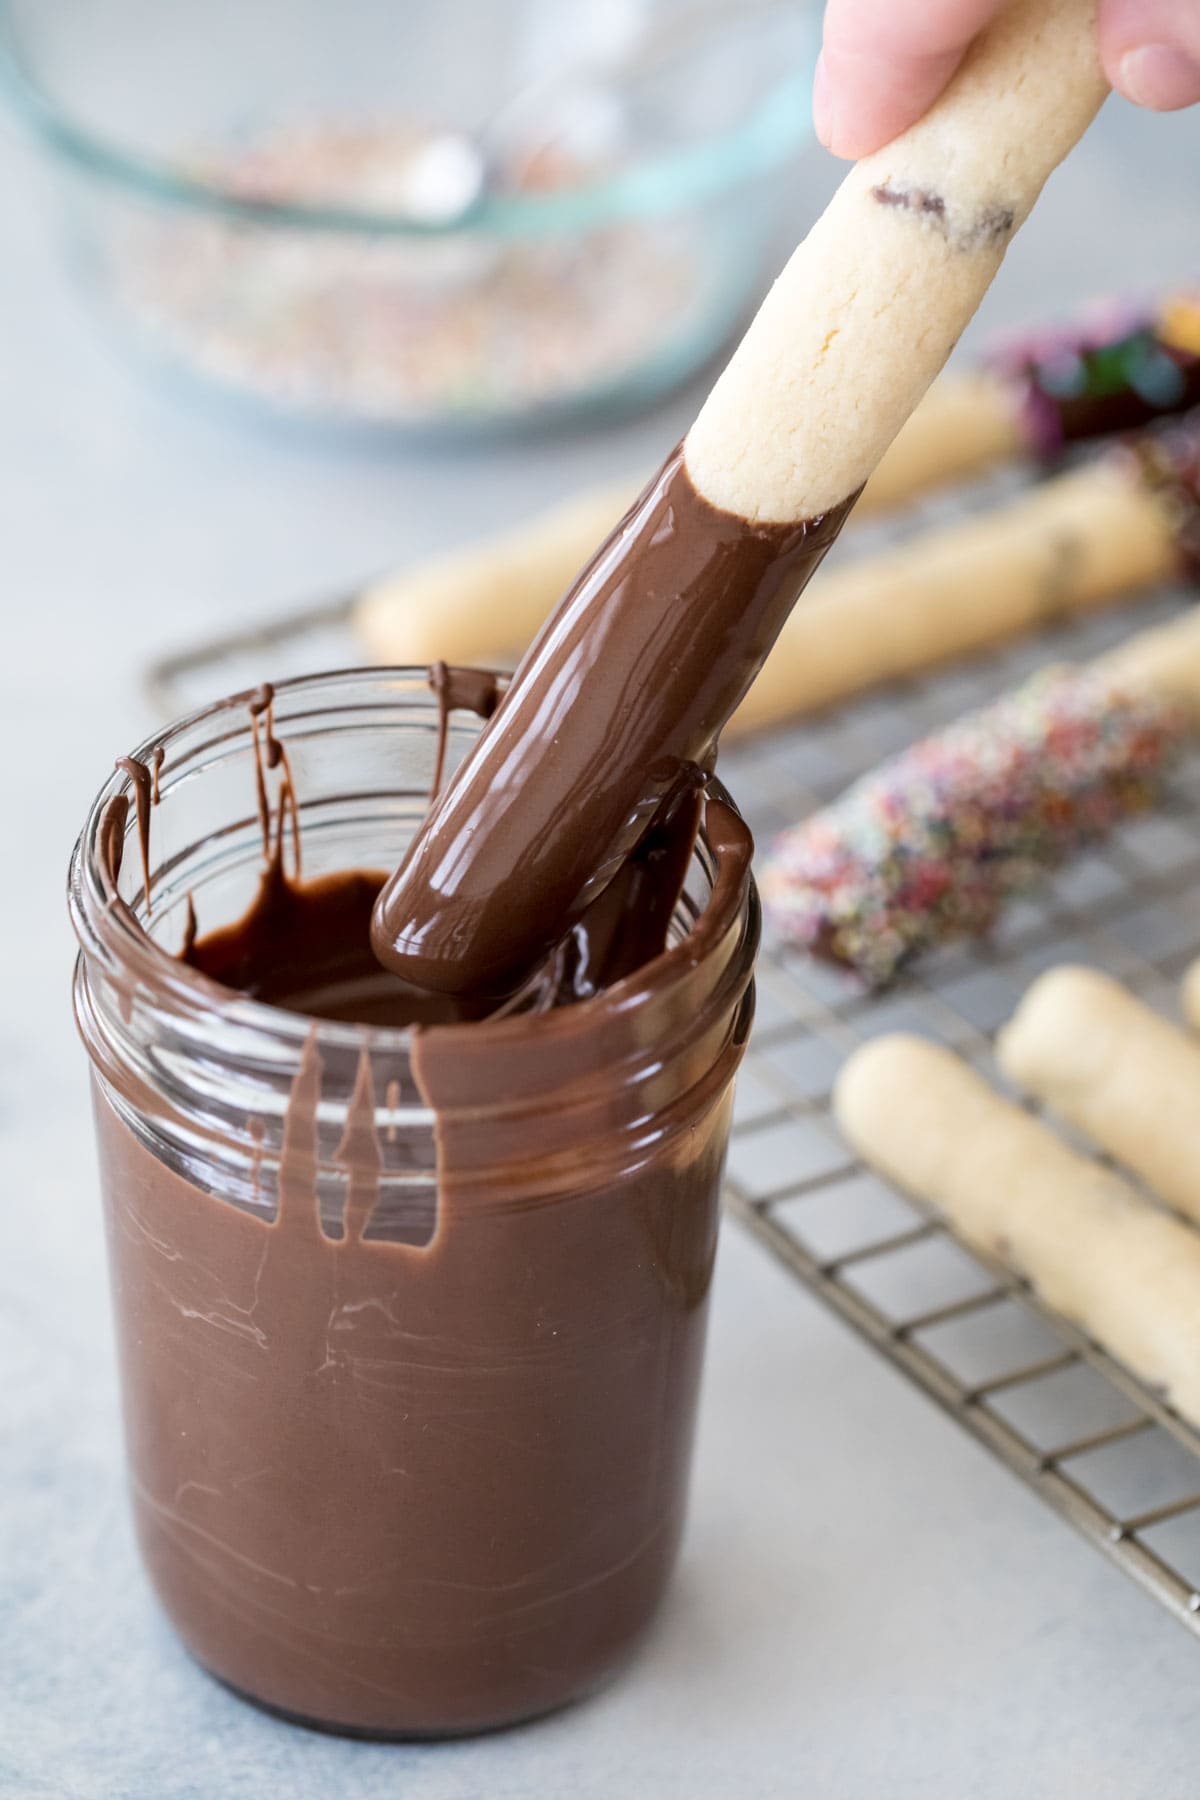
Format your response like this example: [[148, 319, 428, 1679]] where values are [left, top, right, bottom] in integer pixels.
[[69, 665, 756, 1055]]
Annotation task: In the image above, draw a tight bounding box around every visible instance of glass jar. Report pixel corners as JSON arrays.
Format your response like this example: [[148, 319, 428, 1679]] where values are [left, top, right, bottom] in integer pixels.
[[69, 668, 758, 1738]]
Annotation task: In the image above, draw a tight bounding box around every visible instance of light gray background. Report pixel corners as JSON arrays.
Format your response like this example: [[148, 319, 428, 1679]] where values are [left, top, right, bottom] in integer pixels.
[[3, 77, 1200, 1800]]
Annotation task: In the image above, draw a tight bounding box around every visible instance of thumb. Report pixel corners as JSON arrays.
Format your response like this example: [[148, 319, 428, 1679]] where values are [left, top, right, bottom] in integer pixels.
[[814, 0, 1009, 160], [1101, 0, 1200, 111]]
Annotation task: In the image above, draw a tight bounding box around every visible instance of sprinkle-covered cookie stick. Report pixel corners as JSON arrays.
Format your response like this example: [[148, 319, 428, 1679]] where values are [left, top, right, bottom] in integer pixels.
[[731, 412, 1200, 736], [762, 607, 1200, 988], [373, 0, 1107, 997]]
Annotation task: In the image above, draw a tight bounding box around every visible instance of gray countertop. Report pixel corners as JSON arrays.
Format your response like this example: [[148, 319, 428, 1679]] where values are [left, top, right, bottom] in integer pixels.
[[4, 86, 1200, 1800]]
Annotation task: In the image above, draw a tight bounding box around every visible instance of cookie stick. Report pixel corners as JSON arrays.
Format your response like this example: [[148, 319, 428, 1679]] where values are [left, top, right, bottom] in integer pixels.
[[1092, 595, 1200, 709], [356, 296, 1200, 677], [997, 967, 1200, 1225], [861, 287, 1200, 506], [355, 480, 639, 669], [683, 0, 1106, 523], [761, 657, 1189, 989], [373, 0, 1107, 995], [356, 390, 1189, 680], [729, 417, 1200, 737], [761, 602, 1200, 987], [1181, 959, 1200, 1030], [834, 1034, 1200, 1431], [353, 378, 1018, 670]]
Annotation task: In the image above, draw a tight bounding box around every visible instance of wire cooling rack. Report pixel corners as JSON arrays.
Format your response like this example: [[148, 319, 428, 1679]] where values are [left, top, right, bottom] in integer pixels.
[[720, 585, 1200, 1636], [145, 549, 1200, 1635]]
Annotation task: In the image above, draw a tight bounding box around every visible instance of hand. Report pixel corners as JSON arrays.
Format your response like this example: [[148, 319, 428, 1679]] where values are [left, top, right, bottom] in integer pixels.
[[814, 0, 1200, 159]]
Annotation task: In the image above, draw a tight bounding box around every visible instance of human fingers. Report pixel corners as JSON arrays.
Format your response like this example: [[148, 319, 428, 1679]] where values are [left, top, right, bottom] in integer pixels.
[[813, 0, 1009, 158], [1101, 0, 1200, 111]]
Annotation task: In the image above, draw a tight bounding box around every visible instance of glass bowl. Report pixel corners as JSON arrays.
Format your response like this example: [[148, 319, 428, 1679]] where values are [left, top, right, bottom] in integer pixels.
[[2, 0, 817, 437]]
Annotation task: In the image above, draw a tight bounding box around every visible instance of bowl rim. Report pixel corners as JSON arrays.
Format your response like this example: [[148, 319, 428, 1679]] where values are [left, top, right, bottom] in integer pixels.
[[0, 2, 816, 237]]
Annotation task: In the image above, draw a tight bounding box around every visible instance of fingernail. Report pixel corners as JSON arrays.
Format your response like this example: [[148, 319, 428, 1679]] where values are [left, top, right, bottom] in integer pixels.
[[1118, 42, 1200, 111], [812, 53, 835, 148]]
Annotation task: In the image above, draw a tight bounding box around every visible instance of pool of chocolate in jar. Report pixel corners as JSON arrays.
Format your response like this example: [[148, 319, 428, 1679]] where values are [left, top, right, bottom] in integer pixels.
[[104, 669, 745, 1027]]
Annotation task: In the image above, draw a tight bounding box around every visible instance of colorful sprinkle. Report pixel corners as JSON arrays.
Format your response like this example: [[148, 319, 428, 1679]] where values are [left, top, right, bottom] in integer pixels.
[[114, 124, 700, 428], [1161, 297, 1200, 360], [762, 669, 1190, 988], [986, 286, 1200, 461]]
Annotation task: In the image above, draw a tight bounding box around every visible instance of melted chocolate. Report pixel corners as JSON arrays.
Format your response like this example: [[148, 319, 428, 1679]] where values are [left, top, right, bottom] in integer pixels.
[[182, 753, 706, 1030], [114, 756, 154, 915], [427, 661, 505, 800], [990, 317, 1200, 461], [179, 892, 198, 960], [96, 1007, 738, 1732], [185, 860, 422, 1023], [372, 444, 854, 995], [97, 794, 129, 901], [248, 685, 301, 874], [1055, 362, 1200, 446], [870, 181, 1015, 248]]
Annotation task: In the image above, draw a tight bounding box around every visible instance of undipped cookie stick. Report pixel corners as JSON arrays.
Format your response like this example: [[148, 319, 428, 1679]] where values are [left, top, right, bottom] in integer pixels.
[[863, 286, 1200, 508], [355, 290, 1200, 674], [997, 966, 1200, 1226], [354, 377, 1027, 670], [358, 406, 1198, 705], [1182, 960, 1200, 1030], [730, 414, 1200, 735], [761, 606, 1200, 987], [373, 0, 1108, 995], [356, 480, 640, 669], [835, 1034, 1200, 1431], [685, 0, 1104, 528]]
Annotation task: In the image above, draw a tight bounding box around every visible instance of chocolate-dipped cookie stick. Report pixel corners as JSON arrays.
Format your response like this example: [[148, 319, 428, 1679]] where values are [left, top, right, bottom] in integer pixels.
[[373, 0, 1107, 996], [730, 415, 1200, 735], [986, 289, 1200, 462], [761, 606, 1200, 988]]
